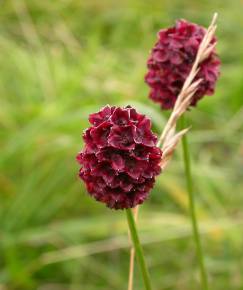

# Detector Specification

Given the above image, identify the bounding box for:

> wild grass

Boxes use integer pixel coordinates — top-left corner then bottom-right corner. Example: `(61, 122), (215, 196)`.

(0, 0), (243, 289)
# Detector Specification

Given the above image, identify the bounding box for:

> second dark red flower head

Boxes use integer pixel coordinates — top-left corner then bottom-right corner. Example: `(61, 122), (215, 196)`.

(145, 19), (220, 109)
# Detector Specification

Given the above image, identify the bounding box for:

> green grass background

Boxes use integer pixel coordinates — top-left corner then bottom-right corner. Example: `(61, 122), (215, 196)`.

(0, 0), (243, 289)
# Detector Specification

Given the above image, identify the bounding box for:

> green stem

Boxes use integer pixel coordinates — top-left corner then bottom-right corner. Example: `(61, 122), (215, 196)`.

(126, 208), (152, 290)
(180, 115), (209, 290)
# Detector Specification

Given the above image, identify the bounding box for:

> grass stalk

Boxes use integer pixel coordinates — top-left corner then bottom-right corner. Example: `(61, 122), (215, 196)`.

(126, 208), (152, 290)
(180, 115), (209, 290)
(127, 206), (139, 290)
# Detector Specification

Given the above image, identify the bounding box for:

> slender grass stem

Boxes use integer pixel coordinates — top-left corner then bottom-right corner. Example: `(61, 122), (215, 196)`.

(180, 115), (209, 290)
(126, 208), (152, 290)
(128, 207), (139, 290)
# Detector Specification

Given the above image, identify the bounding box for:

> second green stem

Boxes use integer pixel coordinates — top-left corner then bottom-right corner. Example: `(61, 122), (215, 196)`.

(180, 115), (209, 290)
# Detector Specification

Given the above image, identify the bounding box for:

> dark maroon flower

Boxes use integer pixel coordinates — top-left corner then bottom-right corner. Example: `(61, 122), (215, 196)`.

(108, 125), (136, 150)
(89, 105), (115, 126)
(90, 121), (112, 148)
(134, 118), (157, 147)
(145, 19), (220, 109)
(77, 105), (162, 209)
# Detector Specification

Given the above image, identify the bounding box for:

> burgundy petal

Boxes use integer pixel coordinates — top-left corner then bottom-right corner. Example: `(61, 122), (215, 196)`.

(90, 121), (112, 148)
(111, 107), (130, 126)
(108, 125), (136, 150)
(134, 118), (157, 147)
(89, 105), (113, 126)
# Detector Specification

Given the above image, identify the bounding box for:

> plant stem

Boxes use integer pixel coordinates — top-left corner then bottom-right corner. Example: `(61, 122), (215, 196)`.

(180, 115), (209, 290)
(126, 208), (152, 290)
(128, 207), (139, 290)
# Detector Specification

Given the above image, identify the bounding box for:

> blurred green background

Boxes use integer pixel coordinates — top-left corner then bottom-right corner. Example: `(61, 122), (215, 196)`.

(0, 0), (243, 289)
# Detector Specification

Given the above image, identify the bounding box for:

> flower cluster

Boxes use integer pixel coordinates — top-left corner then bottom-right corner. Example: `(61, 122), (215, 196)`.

(77, 105), (162, 209)
(145, 19), (220, 109)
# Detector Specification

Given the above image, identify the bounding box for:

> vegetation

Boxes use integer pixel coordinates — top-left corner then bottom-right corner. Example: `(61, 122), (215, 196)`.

(0, 1), (243, 289)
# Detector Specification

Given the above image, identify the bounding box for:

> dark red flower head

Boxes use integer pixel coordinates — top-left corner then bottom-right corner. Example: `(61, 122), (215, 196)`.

(145, 19), (220, 109)
(77, 105), (162, 209)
